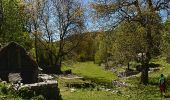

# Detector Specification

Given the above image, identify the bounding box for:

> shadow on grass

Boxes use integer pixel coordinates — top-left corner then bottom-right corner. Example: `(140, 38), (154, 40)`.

(149, 77), (159, 86)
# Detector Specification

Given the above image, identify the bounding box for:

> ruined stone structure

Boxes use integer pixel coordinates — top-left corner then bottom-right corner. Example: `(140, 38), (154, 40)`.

(0, 42), (38, 84)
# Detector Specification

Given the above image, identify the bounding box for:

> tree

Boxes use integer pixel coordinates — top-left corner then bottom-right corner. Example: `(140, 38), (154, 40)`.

(112, 21), (147, 65)
(72, 32), (96, 62)
(0, 0), (32, 49)
(24, 0), (45, 63)
(52, 0), (85, 69)
(161, 17), (170, 56)
(24, 0), (85, 73)
(94, 31), (109, 65)
(92, 0), (169, 85)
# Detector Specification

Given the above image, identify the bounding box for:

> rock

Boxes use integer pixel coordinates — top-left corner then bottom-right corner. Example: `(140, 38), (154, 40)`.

(100, 63), (106, 68)
(105, 88), (111, 91)
(18, 80), (61, 100)
(70, 88), (76, 92)
(111, 90), (122, 95)
(112, 80), (128, 87)
(1, 81), (7, 85)
(118, 72), (126, 78)
(66, 82), (94, 88)
(117, 64), (122, 67)
(60, 74), (84, 80)
(38, 74), (54, 81)
(112, 90), (117, 94)
(99, 87), (105, 91)
(8, 73), (22, 83)
(111, 68), (117, 73)
(10, 80), (23, 91)
(149, 68), (160, 72)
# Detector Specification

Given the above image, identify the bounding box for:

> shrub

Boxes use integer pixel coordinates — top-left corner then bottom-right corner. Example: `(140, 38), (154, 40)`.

(1, 85), (8, 94)
(18, 87), (35, 99)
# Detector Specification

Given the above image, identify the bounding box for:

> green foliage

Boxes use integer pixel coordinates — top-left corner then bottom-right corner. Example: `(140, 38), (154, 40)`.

(29, 48), (36, 59)
(18, 87), (35, 99)
(107, 21), (147, 65)
(94, 33), (108, 64)
(94, 51), (102, 64)
(72, 33), (96, 62)
(0, 0), (33, 50)
(1, 85), (8, 94)
(161, 17), (170, 56)
(36, 41), (59, 66)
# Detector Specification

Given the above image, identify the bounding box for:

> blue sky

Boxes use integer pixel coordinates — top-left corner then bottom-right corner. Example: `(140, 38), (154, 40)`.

(82, 0), (90, 5)
(81, 0), (99, 31)
(81, 0), (169, 32)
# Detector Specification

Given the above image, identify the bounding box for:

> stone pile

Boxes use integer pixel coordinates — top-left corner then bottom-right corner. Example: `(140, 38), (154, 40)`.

(112, 80), (129, 87)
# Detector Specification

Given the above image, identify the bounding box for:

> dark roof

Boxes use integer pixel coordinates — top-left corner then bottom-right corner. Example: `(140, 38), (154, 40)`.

(0, 42), (38, 71)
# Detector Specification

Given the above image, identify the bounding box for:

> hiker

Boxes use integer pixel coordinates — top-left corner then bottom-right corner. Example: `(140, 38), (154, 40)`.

(159, 74), (166, 96)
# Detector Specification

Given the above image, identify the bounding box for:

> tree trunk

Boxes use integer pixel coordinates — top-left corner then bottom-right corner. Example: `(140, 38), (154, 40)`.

(127, 62), (130, 70)
(58, 57), (62, 73)
(140, 63), (149, 85)
(48, 50), (53, 66)
(140, 18), (152, 85)
(54, 40), (63, 74)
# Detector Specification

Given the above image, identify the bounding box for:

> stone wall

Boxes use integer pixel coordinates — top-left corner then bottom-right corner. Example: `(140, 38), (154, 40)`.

(19, 80), (62, 100)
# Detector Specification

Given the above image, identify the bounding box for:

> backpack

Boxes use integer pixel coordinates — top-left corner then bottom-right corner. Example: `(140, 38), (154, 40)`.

(160, 77), (165, 85)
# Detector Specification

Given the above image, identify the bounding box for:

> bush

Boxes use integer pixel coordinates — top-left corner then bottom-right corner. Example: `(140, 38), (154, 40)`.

(1, 85), (8, 94)
(18, 87), (35, 99)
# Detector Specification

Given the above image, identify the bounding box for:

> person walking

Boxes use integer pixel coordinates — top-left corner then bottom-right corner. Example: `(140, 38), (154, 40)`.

(159, 74), (166, 97)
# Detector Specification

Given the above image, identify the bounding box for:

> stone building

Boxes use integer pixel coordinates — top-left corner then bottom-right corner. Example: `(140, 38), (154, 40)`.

(0, 42), (38, 84)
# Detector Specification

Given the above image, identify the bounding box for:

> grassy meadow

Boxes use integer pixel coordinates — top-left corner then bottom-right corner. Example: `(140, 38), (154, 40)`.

(59, 57), (170, 100)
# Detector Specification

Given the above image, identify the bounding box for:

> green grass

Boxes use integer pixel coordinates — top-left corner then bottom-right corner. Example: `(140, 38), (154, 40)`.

(61, 89), (126, 100)
(62, 62), (117, 85)
(123, 57), (170, 99)
(150, 57), (170, 78)
(60, 62), (125, 100)
(60, 58), (170, 100)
